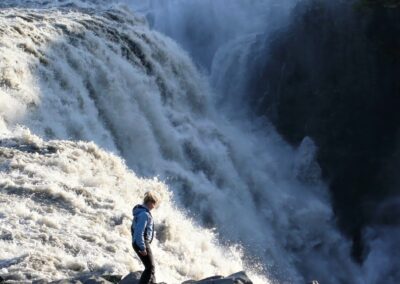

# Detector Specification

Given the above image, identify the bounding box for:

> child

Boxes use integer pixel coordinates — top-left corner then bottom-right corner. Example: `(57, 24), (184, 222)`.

(131, 191), (159, 284)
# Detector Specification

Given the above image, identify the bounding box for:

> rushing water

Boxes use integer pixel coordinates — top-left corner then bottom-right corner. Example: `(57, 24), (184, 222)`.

(0, 1), (366, 283)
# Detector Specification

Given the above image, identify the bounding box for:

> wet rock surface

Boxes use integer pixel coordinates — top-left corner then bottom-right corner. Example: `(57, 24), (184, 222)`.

(0, 271), (252, 284)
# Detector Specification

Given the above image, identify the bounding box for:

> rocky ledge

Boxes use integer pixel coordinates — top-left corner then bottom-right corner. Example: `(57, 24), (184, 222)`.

(0, 271), (253, 284)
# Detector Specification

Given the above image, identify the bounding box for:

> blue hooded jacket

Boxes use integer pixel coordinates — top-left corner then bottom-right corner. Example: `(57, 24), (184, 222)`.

(131, 204), (154, 251)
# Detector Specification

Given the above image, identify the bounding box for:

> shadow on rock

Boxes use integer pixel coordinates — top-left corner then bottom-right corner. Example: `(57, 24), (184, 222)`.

(26, 271), (253, 284)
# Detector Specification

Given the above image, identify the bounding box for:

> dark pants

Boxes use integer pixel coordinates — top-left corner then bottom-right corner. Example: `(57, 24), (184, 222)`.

(133, 242), (155, 284)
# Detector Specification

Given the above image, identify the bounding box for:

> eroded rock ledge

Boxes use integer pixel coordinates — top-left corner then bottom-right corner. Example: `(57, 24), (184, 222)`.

(0, 271), (253, 284)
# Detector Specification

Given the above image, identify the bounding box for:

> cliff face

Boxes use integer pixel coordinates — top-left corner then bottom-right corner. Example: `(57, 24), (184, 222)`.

(247, 0), (400, 260)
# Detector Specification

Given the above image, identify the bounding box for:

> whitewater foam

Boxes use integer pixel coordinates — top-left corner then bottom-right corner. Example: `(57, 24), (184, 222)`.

(0, 128), (267, 283)
(0, 2), (363, 283)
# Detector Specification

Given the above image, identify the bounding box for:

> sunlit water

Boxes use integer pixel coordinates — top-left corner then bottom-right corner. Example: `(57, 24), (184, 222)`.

(0, 2), (364, 283)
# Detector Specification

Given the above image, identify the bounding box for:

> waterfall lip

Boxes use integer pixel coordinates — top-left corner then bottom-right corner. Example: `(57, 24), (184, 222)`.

(0, 0), (118, 10)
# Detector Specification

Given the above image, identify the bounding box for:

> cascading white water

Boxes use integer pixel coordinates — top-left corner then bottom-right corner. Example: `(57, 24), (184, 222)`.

(0, 1), (364, 283)
(0, 128), (255, 283)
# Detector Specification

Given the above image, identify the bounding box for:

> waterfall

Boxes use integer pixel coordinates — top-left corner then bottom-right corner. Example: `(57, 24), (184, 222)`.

(0, 1), (364, 283)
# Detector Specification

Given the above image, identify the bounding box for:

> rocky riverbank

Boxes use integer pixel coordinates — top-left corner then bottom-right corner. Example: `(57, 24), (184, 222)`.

(0, 271), (253, 284)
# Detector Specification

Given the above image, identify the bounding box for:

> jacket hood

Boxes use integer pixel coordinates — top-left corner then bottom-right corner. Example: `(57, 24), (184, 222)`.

(133, 204), (149, 217)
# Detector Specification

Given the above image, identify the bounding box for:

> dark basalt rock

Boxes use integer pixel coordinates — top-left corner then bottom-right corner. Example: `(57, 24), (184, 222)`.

(99, 275), (122, 284)
(118, 271), (252, 284)
(82, 276), (112, 284)
(182, 271), (252, 284)
(118, 271), (142, 284)
(4, 271), (252, 284)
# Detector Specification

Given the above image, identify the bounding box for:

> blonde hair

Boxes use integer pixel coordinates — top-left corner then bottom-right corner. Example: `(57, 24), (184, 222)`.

(143, 191), (159, 205)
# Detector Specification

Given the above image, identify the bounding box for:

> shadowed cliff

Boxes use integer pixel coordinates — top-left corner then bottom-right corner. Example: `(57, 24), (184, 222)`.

(246, 0), (400, 260)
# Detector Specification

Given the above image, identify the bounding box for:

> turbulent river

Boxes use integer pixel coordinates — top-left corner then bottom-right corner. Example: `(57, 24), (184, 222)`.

(0, 1), (374, 283)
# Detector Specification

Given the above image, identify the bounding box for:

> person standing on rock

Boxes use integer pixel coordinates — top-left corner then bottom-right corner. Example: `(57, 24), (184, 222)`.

(131, 191), (159, 284)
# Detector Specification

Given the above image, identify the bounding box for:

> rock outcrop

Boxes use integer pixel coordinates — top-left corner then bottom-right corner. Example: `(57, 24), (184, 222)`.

(2, 271), (253, 284)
